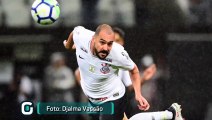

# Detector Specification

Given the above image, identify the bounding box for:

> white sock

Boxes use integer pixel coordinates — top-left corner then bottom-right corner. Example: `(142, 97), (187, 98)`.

(129, 110), (173, 120)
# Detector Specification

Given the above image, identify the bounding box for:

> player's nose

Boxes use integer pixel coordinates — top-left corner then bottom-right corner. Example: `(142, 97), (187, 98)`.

(102, 44), (109, 51)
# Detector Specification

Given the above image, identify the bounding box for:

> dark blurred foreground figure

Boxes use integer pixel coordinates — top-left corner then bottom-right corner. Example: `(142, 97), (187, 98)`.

(0, 72), (34, 120)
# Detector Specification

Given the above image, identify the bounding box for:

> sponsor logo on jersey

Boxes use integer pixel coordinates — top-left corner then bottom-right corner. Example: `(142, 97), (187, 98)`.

(121, 52), (129, 60)
(80, 46), (88, 53)
(89, 97), (108, 102)
(79, 55), (84, 59)
(89, 65), (95, 73)
(113, 92), (119, 97)
(100, 63), (110, 74)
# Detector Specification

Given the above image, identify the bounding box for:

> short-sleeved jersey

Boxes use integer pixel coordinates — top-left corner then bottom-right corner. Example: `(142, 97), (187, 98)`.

(119, 70), (132, 87)
(73, 26), (135, 103)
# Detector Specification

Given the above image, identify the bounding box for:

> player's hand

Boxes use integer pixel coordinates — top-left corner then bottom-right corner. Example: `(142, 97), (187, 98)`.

(63, 40), (76, 50)
(72, 44), (76, 49)
(63, 39), (69, 48)
(135, 95), (150, 111)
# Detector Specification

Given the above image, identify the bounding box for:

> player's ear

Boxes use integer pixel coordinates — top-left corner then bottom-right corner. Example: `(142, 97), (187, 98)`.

(92, 35), (98, 42)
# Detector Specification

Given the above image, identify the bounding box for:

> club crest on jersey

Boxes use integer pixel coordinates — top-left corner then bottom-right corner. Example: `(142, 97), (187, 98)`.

(100, 63), (110, 74)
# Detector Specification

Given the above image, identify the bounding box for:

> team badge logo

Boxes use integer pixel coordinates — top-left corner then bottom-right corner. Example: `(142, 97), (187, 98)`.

(100, 63), (110, 74)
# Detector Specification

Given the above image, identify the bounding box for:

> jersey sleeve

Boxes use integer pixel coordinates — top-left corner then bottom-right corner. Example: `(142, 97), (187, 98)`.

(72, 26), (94, 48)
(120, 70), (132, 87)
(109, 42), (135, 70)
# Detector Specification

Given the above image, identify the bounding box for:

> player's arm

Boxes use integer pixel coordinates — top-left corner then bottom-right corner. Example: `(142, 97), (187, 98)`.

(63, 32), (76, 51)
(112, 43), (150, 110)
(130, 64), (150, 111)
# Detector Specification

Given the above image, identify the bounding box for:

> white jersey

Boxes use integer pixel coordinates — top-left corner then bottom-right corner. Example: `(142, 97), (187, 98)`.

(73, 26), (135, 103)
(119, 70), (132, 87)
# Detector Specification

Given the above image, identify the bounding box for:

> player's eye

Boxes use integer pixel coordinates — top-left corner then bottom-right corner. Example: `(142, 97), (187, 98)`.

(107, 42), (113, 47)
(99, 41), (105, 45)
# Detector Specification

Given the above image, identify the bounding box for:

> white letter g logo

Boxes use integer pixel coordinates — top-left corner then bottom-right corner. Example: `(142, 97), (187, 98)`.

(21, 101), (33, 115)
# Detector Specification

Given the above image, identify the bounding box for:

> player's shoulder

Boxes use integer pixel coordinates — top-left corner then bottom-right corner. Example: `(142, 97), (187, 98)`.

(73, 26), (94, 33)
(112, 42), (124, 51)
(108, 42), (126, 60)
(109, 42), (125, 57)
(73, 26), (95, 37)
(74, 26), (85, 31)
(73, 26), (85, 35)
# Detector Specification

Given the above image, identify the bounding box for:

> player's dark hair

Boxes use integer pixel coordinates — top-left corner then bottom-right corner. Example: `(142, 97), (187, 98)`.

(113, 27), (125, 39)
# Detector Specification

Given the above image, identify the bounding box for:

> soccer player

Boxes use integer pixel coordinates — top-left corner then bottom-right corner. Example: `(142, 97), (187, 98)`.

(63, 24), (183, 120)
(74, 27), (156, 92)
(73, 27), (157, 119)
(64, 24), (149, 120)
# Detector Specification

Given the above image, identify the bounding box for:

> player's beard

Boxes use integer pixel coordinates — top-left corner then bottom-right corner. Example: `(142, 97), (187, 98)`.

(94, 48), (109, 60)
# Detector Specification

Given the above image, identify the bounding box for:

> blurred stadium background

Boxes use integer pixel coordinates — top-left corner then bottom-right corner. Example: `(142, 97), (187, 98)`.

(0, 0), (212, 120)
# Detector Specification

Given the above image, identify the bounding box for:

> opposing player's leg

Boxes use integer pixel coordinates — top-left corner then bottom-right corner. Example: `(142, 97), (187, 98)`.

(129, 103), (183, 120)
(129, 111), (173, 120)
